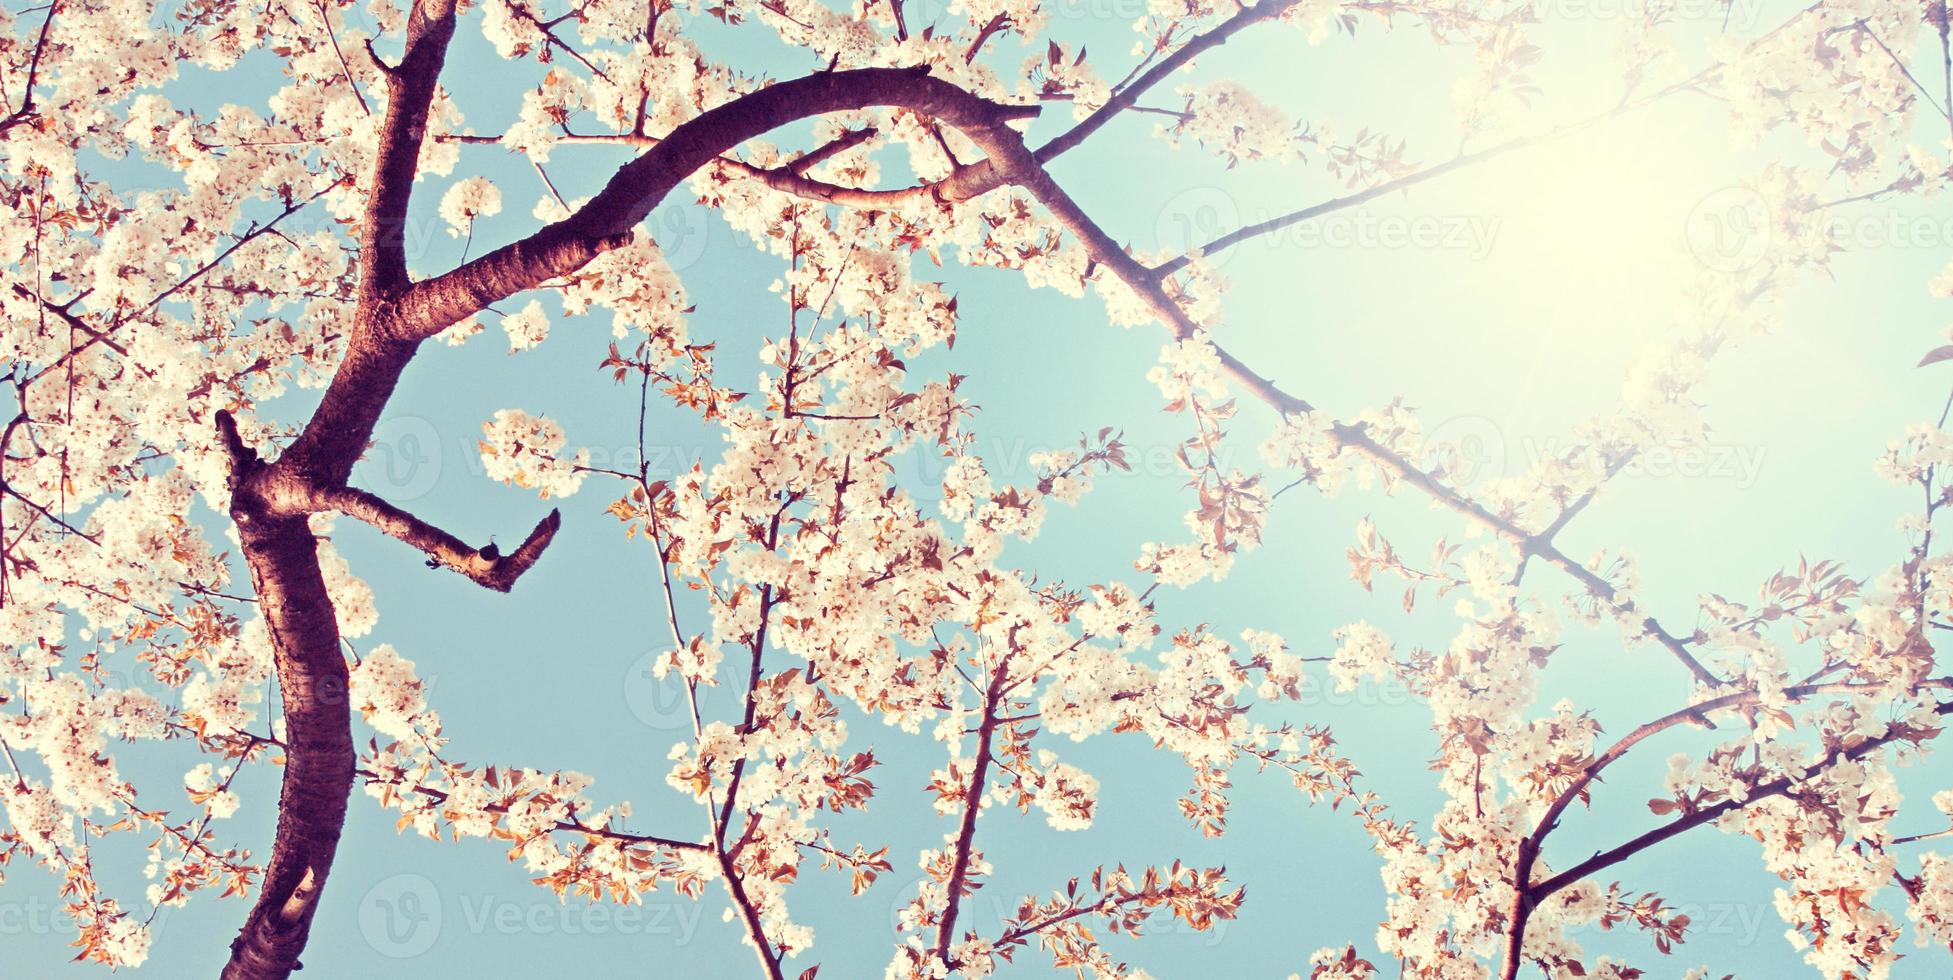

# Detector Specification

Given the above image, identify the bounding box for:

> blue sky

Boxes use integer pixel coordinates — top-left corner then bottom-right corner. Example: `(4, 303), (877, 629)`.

(10, 0), (1953, 975)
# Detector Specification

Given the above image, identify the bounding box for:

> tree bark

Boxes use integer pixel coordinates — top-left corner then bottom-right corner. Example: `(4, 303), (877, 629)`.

(220, 510), (354, 979)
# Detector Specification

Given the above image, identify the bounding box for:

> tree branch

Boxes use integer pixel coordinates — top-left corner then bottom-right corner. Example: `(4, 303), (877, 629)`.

(1143, 5), (1862, 277)
(935, 658), (1009, 967)
(1500, 677), (1953, 977)
(0, 0), (58, 137)
(442, 128), (1003, 209)
(784, 126), (877, 175)
(214, 417), (356, 980)
(984, 124), (1725, 686)
(1498, 695), (1953, 979)
(1037, 0), (1301, 162)
(394, 67), (1038, 339)
(309, 485), (561, 593)
(439, 0), (1306, 226)
(9, 284), (129, 358)
(357, 0), (459, 302)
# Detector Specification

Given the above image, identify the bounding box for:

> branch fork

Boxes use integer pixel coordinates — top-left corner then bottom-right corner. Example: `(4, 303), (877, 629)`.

(216, 410), (561, 592)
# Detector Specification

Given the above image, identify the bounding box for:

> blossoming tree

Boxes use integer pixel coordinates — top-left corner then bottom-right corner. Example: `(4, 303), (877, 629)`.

(7, 0), (1953, 975)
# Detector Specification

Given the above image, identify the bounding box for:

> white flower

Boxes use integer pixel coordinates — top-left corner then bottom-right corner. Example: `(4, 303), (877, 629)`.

(479, 409), (589, 498)
(1146, 336), (1228, 404)
(502, 299), (550, 352)
(99, 917), (151, 968)
(439, 176), (502, 236)
(1032, 754), (1099, 831)
(349, 644), (428, 742)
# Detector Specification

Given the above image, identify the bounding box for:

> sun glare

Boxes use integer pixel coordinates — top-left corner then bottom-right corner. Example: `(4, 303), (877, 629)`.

(1380, 111), (1749, 441)
(1492, 121), (1717, 322)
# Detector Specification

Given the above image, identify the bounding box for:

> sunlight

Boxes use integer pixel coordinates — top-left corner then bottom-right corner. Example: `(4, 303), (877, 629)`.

(1400, 109), (1748, 440)
(1490, 120), (1717, 323)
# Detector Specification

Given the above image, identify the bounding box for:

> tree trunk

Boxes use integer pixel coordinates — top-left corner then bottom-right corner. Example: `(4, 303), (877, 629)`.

(220, 512), (354, 980)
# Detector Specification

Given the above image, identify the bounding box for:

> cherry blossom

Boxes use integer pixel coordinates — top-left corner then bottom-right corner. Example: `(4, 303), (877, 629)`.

(7, 0), (1953, 976)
